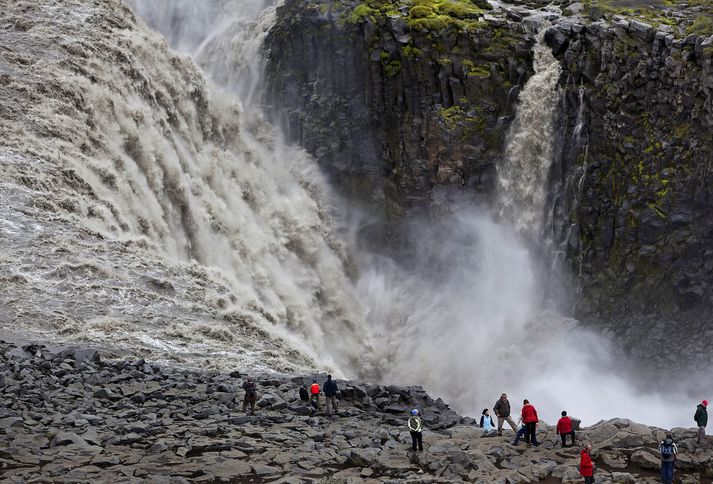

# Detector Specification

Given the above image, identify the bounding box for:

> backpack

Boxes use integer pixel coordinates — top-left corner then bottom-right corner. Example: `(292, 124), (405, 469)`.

(661, 443), (674, 458)
(299, 386), (309, 401)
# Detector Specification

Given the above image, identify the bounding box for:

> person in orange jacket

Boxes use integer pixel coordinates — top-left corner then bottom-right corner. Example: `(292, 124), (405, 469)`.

(521, 399), (539, 446)
(310, 379), (321, 410)
(579, 443), (594, 483)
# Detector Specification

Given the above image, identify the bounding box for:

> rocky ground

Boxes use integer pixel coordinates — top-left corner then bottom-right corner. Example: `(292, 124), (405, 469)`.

(1, 339), (713, 483)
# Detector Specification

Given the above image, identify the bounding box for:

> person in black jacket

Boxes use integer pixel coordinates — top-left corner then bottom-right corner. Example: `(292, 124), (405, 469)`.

(299, 384), (309, 404)
(323, 374), (338, 416)
(242, 377), (257, 415)
(493, 393), (518, 436)
(695, 400), (708, 445)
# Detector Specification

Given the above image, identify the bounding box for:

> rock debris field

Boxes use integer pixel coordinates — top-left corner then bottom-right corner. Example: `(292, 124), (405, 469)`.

(1, 339), (713, 483)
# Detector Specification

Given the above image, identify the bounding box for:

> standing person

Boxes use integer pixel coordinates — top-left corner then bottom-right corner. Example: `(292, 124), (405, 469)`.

(579, 443), (595, 484)
(521, 399), (540, 446)
(241, 377), (257, 415)
(299, 384), (309, 404)
(557, 410), (576, 447)
(493, 393), (518, 436)
(480, 409), (497, 437)
(658, 433), (678, 484)
(323, 374), (338, 416)
(695, 400), (708, 445)
(408, 409), (423, 451)
(310, 379), (321, 410)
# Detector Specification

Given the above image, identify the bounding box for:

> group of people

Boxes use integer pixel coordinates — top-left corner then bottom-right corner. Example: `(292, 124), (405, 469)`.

(241, 374), (340, 416)
(240, 377), (708, 484)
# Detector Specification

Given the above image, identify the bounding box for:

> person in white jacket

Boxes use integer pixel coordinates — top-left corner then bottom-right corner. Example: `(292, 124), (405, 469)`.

(480, 408), (497, 437)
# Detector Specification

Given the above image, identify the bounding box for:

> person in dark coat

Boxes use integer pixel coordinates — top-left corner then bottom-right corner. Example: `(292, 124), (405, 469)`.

(323, 374), (338, 416)
(695, 400), (708, 445)
(557, 411), (576, 447)
(242, 377), (257, 415)
(493, 393), (518, 436)
(658, 433), (678, 484)
(299, 384), (309, 403)
(521, 399), (539, 446)
(579, 443), (594, 484)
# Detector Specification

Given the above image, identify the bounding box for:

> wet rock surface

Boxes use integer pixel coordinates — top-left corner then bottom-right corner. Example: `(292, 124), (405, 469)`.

(266, 0), (713, 373)
(3, 339), (713, 483)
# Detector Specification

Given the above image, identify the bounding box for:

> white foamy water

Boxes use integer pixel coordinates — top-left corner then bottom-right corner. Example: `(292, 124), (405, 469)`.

(352, 31), (691, 428)
(0, 0), (695, 429)
(0, 0), (365, 375)
(497, 31), (562, 236)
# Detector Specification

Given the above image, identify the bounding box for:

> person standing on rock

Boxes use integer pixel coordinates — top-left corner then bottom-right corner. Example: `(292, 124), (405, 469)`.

(408, 409), (424, 451)
(310, 379), (321, 410)
(242, 377), (257, 415)
(695, 399), (708, 445)
(557, 410), (576, 447)
(579, 443), (595, 484)
(521, 399), (539, 446)
(480, 409), (497, 437)
(493, 393), (518, 436)
(299, 384), (309, 404)
(323, 374), (338, 416)
(659, 432), (678, 484)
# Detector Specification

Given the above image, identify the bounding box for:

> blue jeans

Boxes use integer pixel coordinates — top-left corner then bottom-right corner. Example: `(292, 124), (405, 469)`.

(513, 427), (527, 445)
(661, 460), (674, 484)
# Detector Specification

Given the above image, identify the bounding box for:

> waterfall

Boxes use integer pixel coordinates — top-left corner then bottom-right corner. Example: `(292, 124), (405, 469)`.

(0, 0), (365, 374)
(497, 31), (563, 236)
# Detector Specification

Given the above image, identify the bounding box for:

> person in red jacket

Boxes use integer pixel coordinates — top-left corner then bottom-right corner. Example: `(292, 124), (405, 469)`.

(521, 399), (540, 446)
(579, 443), (594, 483)
(557, 410), (576, 447)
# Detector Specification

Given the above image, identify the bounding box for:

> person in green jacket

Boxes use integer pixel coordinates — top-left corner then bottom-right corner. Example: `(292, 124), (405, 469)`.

(408, 409), (423, 451)
(695, 400), (708, 445)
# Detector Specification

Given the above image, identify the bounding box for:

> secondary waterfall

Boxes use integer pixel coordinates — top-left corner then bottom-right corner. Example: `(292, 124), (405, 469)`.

(498, 31), (563, 236)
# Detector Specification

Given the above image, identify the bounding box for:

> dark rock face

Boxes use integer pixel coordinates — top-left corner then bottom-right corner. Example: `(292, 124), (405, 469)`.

(265, 0), (535, 228)
(266, 0), (713, 368)
(547, 20), (713, 364)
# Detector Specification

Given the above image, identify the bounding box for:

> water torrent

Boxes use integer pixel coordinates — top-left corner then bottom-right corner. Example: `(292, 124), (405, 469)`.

(0, 0), (693, 428)
(0, 0), (365, 375)
(497, 30), (563, 237)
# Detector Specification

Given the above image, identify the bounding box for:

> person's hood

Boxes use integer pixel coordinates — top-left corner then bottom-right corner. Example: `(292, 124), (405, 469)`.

(663, 438), (674, 445)
(699, 404), (708, 410)
(580, 449), (590, 457)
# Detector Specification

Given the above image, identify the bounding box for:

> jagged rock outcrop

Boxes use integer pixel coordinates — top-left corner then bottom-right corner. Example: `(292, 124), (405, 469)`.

(547, 12), (713, 364)
(3, 339), (713, 482)
(266, 0), (535, 233)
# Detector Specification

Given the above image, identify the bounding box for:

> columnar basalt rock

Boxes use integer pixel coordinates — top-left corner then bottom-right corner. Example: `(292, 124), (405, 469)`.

(3, 339), (713, 482)
(265, 0), (536, 226)
(266, 0), (713, 370)
(547, 16), (713, 367)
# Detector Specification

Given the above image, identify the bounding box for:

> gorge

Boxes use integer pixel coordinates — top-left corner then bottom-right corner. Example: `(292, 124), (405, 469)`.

(2, 0), (713, 438)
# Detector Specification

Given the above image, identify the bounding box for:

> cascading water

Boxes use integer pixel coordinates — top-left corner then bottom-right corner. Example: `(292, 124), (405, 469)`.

(0, 0), (693, 428)
(354, 30), (690, 427)
(0, 0), (365, 374)
(497, 31), (563, 237)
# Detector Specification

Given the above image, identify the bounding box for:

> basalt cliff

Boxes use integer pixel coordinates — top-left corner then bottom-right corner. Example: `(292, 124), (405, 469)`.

(265, 0), (713, 368)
